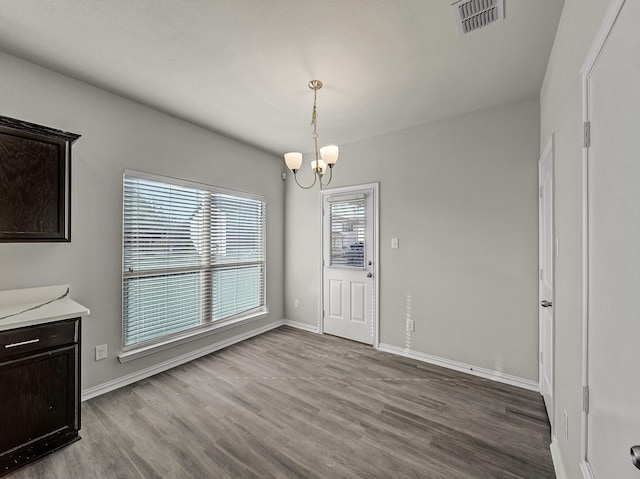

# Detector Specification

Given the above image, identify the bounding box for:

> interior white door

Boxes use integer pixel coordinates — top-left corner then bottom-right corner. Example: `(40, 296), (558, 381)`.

(585, 0), (640, 476)
(539, 136), (554, 431)
(322, 188), (375, 345)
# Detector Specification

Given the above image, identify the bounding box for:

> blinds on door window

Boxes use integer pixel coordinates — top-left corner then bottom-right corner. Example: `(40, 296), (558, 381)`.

(328, 195), (366, 268)
(122, 170), (266, 348)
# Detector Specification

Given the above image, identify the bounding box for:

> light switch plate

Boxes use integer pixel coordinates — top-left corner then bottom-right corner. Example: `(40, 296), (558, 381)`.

(391, 238), (399, 249)
(95, 344), (108, 361)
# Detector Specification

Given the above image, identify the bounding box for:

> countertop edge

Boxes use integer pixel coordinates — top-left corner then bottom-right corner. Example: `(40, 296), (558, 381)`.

(0, 297), (90, 332)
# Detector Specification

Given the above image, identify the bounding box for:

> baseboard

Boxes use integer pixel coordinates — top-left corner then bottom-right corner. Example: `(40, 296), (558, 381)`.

(550, 439), (568, 479)
(81, 320), (285, 401)
(377, 343), (539, 392)
(579, 459), (595, 479)
(282, 319), (319, 333)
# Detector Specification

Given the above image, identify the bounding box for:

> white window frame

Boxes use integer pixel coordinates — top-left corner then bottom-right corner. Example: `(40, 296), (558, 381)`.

(118, 169), (268, 363)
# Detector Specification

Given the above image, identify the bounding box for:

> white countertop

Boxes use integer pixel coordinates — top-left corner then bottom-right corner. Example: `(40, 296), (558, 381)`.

(0, 284), (90, 331)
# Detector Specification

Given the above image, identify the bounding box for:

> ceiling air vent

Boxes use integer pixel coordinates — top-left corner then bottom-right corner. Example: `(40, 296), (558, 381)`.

(451, 0), (504, 36)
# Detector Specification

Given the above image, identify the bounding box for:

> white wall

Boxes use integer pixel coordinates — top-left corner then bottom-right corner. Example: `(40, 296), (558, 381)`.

(285, 98), (541, 382)
(0, 52), (285, 390)
(539, 0), (610, 476)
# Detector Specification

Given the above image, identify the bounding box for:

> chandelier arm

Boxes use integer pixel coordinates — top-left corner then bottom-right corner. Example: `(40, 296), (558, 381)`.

(319, 165), (333, 189)
(293, 171), (319, 190)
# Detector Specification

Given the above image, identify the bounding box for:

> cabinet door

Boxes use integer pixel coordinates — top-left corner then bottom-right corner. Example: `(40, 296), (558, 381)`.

(0, 345), (78, 460)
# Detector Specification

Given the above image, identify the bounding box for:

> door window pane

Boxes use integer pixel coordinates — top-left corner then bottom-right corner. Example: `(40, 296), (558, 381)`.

(329, 199), (365, 268)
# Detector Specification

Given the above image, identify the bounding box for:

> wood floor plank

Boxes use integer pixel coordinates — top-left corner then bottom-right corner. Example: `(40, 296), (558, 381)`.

(5, 326), (555, 478)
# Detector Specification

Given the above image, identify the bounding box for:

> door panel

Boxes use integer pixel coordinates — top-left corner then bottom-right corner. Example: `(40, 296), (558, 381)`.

(350, 282), (366, 323)
(586, 1), (640, 477)
(322, 187), (376, 345)
(328, 280), (343, 318)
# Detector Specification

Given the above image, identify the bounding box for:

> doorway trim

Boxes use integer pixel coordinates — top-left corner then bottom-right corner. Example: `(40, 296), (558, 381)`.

(319, 182), (380, 347)
(539, 133), (555, 437)
(580, 1), (626, 477)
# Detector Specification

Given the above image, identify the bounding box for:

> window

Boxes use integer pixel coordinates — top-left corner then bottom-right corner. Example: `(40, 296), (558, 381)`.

(328, 196), (366, 268)
(122, 170), (266, 350)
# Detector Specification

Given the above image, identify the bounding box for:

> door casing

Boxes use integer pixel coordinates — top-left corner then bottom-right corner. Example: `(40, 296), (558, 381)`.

(539, 133), (555, 437)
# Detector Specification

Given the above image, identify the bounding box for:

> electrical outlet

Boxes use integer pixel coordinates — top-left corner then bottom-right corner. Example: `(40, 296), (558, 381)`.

(294, 299), (299, 308)
(406, 318), (415, 332)
(95, 344), (108, 361)
(563, 410), (569, 440)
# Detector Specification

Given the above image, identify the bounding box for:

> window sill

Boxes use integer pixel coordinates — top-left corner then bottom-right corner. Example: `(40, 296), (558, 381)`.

(117, 309), (269, 363)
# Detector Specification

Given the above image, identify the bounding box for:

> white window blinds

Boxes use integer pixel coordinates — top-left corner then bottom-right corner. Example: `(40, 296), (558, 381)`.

(122, 170), (266, 348)
(328, 196), (366, 268)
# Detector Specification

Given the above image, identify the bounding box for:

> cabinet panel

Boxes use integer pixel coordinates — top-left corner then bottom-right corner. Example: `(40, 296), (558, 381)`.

(0, 318), (80, 477)
(0, 346), (78, 452)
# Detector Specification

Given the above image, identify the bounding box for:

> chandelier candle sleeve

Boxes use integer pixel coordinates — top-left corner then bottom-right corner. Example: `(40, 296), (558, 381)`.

(283, 80), (339, 189)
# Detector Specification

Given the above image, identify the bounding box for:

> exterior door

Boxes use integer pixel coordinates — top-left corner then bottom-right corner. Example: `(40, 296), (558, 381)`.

(322, 185), (377, 345)
(584, 0), (640, 476)
(538, 135), (554, 432)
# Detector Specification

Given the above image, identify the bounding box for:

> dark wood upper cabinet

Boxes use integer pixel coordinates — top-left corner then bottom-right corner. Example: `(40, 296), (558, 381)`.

(0, 116), (80, 242)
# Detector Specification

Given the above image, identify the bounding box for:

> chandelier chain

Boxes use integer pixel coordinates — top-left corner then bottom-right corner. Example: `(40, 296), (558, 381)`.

(311, 86), (319, 162)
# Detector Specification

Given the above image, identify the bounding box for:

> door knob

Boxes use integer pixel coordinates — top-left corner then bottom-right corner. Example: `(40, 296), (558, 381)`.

(631, 445), (640, 470)
(540, 300), (552, 308)
(367, 272), (373, 278)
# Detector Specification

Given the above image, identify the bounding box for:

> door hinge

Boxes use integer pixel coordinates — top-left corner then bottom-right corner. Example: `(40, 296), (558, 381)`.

(583, 385), (590, 413)
(540, 351), (543, 364)
(583, 121), (590, 148)
(539, 186), (543, 198)
(539, 268), (543, 281)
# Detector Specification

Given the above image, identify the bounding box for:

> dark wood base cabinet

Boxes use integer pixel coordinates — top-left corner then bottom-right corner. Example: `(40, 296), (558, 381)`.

(0, 318), (81, 476)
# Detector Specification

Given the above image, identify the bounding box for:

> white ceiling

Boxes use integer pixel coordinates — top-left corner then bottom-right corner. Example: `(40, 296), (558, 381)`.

(0, 0), (564, 156)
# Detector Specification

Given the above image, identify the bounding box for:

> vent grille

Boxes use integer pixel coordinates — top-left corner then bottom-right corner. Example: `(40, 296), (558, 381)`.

(452, 0), (504, 36)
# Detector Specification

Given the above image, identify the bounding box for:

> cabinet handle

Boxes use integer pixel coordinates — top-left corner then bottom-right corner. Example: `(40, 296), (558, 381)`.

(5, 338), (40, 349)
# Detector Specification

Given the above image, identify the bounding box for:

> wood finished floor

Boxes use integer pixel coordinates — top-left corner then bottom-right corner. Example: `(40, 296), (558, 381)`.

(8, 326), (555, 478)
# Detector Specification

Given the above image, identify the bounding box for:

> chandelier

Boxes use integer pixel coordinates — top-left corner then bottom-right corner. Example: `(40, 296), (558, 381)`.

(283, 80), (339, 189)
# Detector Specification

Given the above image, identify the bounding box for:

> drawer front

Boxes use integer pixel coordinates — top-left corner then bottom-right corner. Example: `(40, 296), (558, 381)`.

(0, 319), (78, 361)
